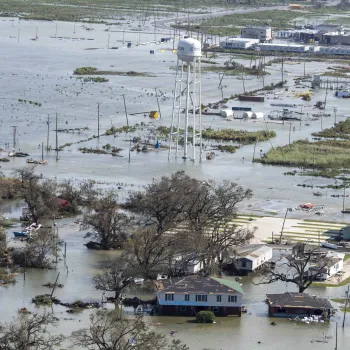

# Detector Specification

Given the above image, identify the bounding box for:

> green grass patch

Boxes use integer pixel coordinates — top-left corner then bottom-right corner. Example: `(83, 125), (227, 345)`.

(312, 119), (350, 140)
(313, 275), (350, 288)
(74, 67), (154, 77)
(344, 254), (350, 261)
(216, 145), (239, 153)
(202, 129), (276, 144)
(256, 139), (350, 172)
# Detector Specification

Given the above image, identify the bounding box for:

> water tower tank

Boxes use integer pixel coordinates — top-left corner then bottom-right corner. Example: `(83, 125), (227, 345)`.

(177, 38), (201, 62)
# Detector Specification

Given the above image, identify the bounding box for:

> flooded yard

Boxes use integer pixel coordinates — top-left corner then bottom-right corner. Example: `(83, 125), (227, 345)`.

(1, 11), (350, 349)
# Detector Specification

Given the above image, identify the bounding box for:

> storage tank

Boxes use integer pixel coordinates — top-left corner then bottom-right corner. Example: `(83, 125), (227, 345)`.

(252, 112), (264, 119)
(177, 38), (201, 62)
(242, 111), (253, 119)
(220, 109), (233, 119)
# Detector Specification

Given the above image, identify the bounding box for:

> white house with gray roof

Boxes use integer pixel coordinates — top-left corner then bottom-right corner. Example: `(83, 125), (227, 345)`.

(155, 275), (244, 317)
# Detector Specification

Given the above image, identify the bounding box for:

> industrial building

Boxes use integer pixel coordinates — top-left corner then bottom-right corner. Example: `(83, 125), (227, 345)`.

(240, 26), (272, 42)
(316, 46), (350, 55)
(257, 43), (310, 53)
(322, 32), (350, 45)
(220, 38), (259, 49)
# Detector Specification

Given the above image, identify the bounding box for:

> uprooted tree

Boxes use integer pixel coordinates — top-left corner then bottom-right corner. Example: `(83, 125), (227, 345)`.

(125, 171), (254, 278)
(70, 311), (189, 350)
(256, 242), (332, 292)
(0, 311), (64, 350)
(82, 191), (131, 249)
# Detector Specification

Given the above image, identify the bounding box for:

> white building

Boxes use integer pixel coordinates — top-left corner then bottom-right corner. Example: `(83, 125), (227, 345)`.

(235, 245), (273, 272)
(257, 43), (310, 53)
(241, 26), (272, 42)
(308, 251), (344, 281)
(155, 275), (244, 316)
(220, 38), (259, 50)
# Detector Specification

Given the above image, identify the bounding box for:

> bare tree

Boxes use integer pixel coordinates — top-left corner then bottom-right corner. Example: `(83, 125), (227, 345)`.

(82, 191), (130, 249)
(71, 311), (189, 350)
(125, 226), (181, 279)
(0, 311), (63, 350)
(93, 255), (135, 300)
(125, 171), (200, 233)
(257, 243), (331, 292)
(125, 172), (253, 277)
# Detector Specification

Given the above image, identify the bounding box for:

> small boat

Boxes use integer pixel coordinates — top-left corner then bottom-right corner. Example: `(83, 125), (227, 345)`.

(241, 306), (247, 313)
(13, 231), (29, 238)
(313, 191), (323, 197)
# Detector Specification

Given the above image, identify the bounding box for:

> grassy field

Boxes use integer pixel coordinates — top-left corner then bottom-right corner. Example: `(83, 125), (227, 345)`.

(256, 139), (350, 170)
(175, 10), (303, 37)
(313, 275), (350, 288)
(0, 0), (218, 21)
(312, 119), (350, 140)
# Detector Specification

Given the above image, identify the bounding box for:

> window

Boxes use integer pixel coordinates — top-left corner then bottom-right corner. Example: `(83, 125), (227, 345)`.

(228, 295), (237, 303)
(216, 295), (222, 303)
(196, 295), (207, 302)
(242, 261), (247, 268)
(184, 294), (190, 302)
(165, 294), (174, 301)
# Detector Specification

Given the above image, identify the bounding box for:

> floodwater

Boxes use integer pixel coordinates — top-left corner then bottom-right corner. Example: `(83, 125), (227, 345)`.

(1, 12), (350, 349)
(1, 213), (350, 349)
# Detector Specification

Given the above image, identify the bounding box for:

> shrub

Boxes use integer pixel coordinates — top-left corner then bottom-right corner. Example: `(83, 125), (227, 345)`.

(196, 310), (215, 323)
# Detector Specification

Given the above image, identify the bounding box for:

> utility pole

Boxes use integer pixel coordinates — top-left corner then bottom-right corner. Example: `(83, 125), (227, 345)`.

(10, 126), (17, 151)
(324, 78), (329, 110)
(55, 112), (58, 161)
(342, 284), (350, 328)
(343, 184), (346, 212)
(155, 88), (162, 119)
(55, 22), (58, 38)
(289, 122), (292, 145)
(97, 103), (100, 137)
(41, 142), (44, 161)
(281, 56), (284, 82)
(334, 106), (337, 125)
(46, 115), (50, 151)
(122, 94), (129, 127)
(335, 322), (338, 350)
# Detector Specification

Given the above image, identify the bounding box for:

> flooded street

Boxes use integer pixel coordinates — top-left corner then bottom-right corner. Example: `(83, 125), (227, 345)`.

(1, 12), (350, 349)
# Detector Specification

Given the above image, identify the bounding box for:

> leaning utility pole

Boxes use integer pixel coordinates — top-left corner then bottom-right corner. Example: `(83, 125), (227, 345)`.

(155, 88), (162, 119)
(55, 112), (58, 161)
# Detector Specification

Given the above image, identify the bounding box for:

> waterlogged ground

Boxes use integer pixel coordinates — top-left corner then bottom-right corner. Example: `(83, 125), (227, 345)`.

(1, 13), (350, 349)
(1, 211), (350, 349)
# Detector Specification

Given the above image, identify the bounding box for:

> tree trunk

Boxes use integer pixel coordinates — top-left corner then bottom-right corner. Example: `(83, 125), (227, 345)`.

(114, 290), (120, 300)
(298, 285), (307, 293)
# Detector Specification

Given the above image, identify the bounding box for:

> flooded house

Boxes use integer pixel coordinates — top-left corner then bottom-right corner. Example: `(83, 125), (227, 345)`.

(235, 245), (273, 274)
(266, 293), (333, 318)
(155, 275), (244, 317)
(307, 252), (344, 281)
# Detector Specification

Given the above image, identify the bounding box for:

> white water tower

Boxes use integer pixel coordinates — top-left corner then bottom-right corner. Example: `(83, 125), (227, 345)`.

(168, 37), (202, 160)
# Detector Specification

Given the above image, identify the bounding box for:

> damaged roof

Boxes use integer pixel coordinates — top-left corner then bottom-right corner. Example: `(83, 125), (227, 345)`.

(155, 275), (244, 295)
(266, 293), (333, 309)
